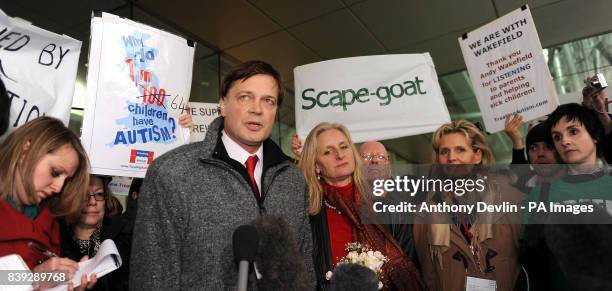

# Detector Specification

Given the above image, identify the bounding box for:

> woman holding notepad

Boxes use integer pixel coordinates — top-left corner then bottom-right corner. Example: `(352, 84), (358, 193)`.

(60, 175), (132, 291)
(0, 117), (96, 290)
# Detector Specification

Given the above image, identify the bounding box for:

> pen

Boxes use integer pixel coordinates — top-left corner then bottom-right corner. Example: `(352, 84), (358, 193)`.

(28, 241), (58, 258)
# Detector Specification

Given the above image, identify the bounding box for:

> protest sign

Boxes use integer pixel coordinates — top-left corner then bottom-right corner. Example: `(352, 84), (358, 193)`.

(459, 5), (558, 133)
(81, 12), (194, 177)
(294, 54), (450, 143)
(0, 9), (81, 138)
(108, 176), (133, 196)
(188, 102), (220, 143)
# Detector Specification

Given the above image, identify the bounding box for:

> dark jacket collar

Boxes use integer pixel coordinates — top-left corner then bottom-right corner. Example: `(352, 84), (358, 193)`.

(203, 116), (289, 169)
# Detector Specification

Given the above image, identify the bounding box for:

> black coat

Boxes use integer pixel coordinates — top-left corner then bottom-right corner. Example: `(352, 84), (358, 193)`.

(60, 215), (134, 291)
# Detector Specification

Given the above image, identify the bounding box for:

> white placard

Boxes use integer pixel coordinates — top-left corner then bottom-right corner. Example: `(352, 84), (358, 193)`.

(81, 12), (194, 178)
(108, 176), (133, 196)
(0, 9), (81, 138)
(459, 5), (558, 133)
(188, 102), (220, 143)
(294, 54), (450, 143)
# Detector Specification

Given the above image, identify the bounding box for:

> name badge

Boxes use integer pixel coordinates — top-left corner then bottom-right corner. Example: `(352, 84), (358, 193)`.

(466, 276), (496, 291)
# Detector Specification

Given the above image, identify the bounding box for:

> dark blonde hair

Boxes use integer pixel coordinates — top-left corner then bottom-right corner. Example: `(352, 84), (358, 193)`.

(0, 117), (90, 218)
(298, 122), (364, 215)
(431, 120), (495, 165)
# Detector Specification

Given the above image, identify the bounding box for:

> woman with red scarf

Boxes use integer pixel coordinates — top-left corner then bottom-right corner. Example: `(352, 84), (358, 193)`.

(298, 122), (424, 291)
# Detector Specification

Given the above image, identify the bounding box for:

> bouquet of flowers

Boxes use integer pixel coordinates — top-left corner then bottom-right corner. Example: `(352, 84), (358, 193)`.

(325, 242), (388, 289)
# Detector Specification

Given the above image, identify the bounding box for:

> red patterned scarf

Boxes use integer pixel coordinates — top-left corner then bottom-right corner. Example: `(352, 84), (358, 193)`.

(324, 183), (424, 291)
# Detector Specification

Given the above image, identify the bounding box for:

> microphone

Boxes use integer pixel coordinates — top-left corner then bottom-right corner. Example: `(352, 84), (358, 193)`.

(232, 224), (259, 291)
(252, 215), (311, 290)
(329, 263), (379, 291)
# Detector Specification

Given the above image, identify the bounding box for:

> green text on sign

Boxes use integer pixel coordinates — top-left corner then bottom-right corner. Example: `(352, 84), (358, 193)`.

(301, 76), (427, 111)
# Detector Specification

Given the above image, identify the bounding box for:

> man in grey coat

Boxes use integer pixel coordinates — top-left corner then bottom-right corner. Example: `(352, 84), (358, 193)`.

(130, 61), (315, 290)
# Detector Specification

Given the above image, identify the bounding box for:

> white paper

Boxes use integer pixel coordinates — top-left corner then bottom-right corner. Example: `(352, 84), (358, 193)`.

(0, 8), (81, 139)
(81, 12), (195, 178)
(294, 54), (450, 143)
(459, 5), (558, 133)
(188, 102), (220, 143)
(48, 240), (122, 291)
(466, 276), (496, 291)
(0, 254), (33, 291)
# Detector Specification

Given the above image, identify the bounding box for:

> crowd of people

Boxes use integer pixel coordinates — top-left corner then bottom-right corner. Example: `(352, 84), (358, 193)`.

(0, 60), (611, 291)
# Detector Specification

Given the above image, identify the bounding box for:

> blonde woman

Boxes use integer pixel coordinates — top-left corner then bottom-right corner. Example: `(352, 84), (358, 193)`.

(299, 122), (423, 291)
(413, 120), (524, 291)
(0, 117), (96, 290)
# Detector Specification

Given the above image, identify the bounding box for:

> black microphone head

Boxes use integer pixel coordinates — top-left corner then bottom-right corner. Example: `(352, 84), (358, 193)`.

(253, 215), (311, 290)
(329, 263), (379, 291)
(232, 224), (259, 263)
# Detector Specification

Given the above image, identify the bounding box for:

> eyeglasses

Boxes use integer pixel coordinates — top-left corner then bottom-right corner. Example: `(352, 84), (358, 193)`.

(361, 153), (388, 161)
(85, 192), (105, 201)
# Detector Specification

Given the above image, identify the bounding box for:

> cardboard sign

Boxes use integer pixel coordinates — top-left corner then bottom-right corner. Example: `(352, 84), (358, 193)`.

(294, 54), (450, 142)
(81, 12), (195, 178)
(0, 9), (81, 138)
(459, 5), (558, 133)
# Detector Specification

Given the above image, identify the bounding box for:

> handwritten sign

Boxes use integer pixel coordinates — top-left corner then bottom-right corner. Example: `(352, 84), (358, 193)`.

(459, 5), (558, 133)
(0, 9), (81, 138)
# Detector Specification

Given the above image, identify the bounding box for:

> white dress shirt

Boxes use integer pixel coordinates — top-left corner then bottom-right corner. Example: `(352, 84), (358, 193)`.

(221, 130), (263, 193)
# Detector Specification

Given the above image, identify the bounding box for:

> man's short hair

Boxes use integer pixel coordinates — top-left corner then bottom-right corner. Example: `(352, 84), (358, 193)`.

(220, 60), (284, 106)
(546, 103), (604, 154)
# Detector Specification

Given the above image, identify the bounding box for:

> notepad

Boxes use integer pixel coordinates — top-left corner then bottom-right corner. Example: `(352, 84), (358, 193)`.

(48, 239), (122, 291)
(0, 254), (32, 291)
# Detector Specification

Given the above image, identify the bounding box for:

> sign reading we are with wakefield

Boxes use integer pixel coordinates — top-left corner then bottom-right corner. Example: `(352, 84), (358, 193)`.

(0, 9), (81, 138)
(81, 12), (194, 178)
(294, 54), (450, 143)
(459, 5), (558, 133)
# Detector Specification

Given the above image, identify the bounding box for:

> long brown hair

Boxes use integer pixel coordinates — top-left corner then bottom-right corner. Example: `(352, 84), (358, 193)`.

(298, 122), (364, 215)
(0, 117), (90, 218)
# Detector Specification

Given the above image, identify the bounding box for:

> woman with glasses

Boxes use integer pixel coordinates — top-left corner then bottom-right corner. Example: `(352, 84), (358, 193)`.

(0, 117), (96, 290)
(58, 109), (191, 291)
(299, 122), (424, 291)
(60, 175), (132, 291)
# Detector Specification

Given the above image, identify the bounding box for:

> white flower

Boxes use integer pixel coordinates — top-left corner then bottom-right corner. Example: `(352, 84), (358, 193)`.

(325, 271), (333, 281)
(336, 242), (389, 284)
(378, 281), (383, 289)
(365, 257), (377, 270)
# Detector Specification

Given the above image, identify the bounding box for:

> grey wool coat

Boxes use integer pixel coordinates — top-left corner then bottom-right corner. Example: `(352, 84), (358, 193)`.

(129, 117), (315, 290)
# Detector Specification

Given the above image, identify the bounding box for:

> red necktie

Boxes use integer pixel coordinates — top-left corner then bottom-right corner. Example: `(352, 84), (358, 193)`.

(245, 155), (260, 199)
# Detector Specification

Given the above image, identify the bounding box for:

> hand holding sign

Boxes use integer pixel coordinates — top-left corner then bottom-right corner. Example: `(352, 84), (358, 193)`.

(503, 114), (524, 149)
(178, 103), (193, 129)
